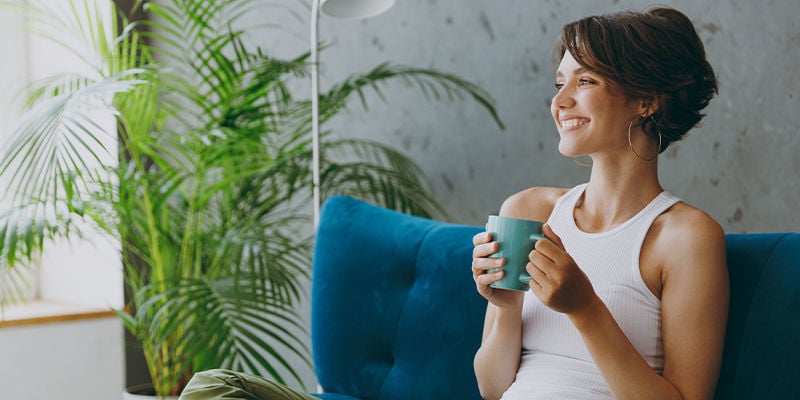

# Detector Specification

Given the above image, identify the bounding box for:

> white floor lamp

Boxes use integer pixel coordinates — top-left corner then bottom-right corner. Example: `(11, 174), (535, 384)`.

(310, 0), (396, 229)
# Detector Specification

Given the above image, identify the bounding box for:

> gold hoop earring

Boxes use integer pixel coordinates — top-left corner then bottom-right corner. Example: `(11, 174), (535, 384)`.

(627, 115), (662, 162)
(573, 156), (593, 167)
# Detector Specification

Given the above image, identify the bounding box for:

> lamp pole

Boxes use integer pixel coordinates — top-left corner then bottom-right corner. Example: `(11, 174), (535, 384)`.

(310, 0), (322, 229)
(309, 0), (396, 229)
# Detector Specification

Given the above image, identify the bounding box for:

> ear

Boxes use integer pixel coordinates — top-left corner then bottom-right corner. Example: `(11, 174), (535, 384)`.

(639, 96), (660, 118)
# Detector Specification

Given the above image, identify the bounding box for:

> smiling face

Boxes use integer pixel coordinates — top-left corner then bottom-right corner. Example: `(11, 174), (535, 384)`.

(550, 50), (646, 159)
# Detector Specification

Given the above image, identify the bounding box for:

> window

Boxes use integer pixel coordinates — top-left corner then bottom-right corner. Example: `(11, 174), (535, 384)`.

(1, 0), (122, 318)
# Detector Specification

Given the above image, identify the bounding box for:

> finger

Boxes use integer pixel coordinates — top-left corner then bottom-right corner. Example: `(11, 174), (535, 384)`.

(528, 249), (554, 276)
(472, 257), (505, 274)
(472, 231), (492, 246)
(473, 241), (499, 258)
(541, 224), (564, 249)
(525, 262), (546, 289)
(475, 269), (504, 287)
(534, 235), (566, 264)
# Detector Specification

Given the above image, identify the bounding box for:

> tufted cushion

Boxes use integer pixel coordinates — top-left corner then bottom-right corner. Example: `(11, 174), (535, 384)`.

(312, 196), (485, 400)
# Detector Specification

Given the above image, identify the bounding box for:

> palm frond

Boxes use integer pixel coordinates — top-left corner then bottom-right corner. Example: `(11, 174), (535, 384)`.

(0, 73), (145, 204)
(0, 256), (36, 309)
(321, 63), (506, 130)
(321, 138), (446, 218)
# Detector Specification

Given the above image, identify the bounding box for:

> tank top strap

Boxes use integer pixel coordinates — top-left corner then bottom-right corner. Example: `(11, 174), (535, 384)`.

(546, 183), (587, 231)
(628, 191), (681, 272)
(636, 192), (681, 231)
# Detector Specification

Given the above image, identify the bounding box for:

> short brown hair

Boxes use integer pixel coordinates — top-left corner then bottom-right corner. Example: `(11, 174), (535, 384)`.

(554, 7), (718, 152)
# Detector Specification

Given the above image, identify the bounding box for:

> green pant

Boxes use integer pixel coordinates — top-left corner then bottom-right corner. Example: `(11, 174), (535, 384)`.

(179, 369), (318, 400)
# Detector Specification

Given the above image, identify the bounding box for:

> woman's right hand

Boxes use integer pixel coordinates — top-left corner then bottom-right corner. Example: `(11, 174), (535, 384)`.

(472, 232), (524, 309)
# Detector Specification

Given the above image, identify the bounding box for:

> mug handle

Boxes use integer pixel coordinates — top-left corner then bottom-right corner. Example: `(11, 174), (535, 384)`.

(518, 233), (544, 284)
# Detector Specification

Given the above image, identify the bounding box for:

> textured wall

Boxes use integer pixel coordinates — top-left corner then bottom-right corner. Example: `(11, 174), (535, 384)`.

(252, 0), (799, 234)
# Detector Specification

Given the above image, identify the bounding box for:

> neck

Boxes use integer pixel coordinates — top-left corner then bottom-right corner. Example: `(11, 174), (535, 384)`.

(576, 155), (662, 233)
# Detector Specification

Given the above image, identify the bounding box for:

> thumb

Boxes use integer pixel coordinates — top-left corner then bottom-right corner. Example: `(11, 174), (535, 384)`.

(541, 224), (564, 249)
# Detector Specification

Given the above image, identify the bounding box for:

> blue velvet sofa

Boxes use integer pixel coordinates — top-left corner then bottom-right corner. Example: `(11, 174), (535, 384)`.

(311, 196), (800, 400)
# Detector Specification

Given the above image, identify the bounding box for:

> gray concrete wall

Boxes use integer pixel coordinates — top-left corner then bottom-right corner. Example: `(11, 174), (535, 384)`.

(251, 0), (799, 234)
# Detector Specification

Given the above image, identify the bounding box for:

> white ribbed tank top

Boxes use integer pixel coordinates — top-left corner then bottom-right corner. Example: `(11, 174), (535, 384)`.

(500, 184), (681, 400)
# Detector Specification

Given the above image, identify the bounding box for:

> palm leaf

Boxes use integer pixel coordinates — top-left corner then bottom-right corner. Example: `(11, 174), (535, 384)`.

(0, 257), (36, 309)
(321, 63), (505, 130)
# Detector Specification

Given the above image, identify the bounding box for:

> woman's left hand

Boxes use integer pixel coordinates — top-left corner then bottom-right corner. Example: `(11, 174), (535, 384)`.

(526, 224), (597, 315)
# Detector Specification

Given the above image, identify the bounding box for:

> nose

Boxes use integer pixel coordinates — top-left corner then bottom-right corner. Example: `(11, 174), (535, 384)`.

(552, 85), (575, 111)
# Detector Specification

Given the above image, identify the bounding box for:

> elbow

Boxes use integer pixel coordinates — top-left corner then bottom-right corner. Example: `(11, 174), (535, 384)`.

(474, 351), (514, 400)
(474, 365), (502, 400)
(477, 385), (502, 400)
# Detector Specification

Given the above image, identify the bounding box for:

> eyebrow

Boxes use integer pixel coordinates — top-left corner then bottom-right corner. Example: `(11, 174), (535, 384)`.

(556, 67), (588, 78)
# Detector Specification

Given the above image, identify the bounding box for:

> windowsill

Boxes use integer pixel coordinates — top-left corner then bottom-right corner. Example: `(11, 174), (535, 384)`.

(0, 299), (117, 329)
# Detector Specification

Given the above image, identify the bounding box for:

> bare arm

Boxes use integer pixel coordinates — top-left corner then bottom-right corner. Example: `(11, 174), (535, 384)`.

(472, 187), (565, 399)
(473, 301), (523, 400)
(658, 210), (728, 399)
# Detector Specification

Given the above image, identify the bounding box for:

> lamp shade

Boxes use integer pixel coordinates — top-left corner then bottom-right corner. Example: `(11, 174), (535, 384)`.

(320, 0), (395, 19)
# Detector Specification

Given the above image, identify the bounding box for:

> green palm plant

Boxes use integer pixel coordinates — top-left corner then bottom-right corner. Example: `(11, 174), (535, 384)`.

(0, 0), (503, 397)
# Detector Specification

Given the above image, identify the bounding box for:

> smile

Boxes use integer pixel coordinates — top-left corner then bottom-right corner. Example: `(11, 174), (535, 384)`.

(560, 119), (589, 128)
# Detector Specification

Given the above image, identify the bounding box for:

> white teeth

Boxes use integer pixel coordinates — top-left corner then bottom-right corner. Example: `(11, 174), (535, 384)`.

(561, 119), (588, 128)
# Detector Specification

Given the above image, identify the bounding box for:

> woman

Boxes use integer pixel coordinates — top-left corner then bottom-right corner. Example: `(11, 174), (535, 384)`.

(471, 7), (728, 400)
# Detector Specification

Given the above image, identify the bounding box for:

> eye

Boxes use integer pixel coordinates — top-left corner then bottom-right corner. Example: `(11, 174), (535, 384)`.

(554, 82), (564, 91)
(578, 78), (596, 86)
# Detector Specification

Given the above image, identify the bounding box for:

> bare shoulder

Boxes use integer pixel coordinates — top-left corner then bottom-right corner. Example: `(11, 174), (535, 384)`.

(499, 186), (569, 222)
(655, 201), (727, 279)
(658, 202), (725, 249)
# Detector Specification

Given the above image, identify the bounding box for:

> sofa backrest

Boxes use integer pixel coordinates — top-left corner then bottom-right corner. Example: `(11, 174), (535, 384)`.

(715, 232), (800, 400)
(312, 196), (484, 400)
(312, 196), (800, 400)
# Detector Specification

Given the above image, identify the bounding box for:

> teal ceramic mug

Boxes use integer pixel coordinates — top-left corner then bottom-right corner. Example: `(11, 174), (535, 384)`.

(486, 215), (545, 291)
